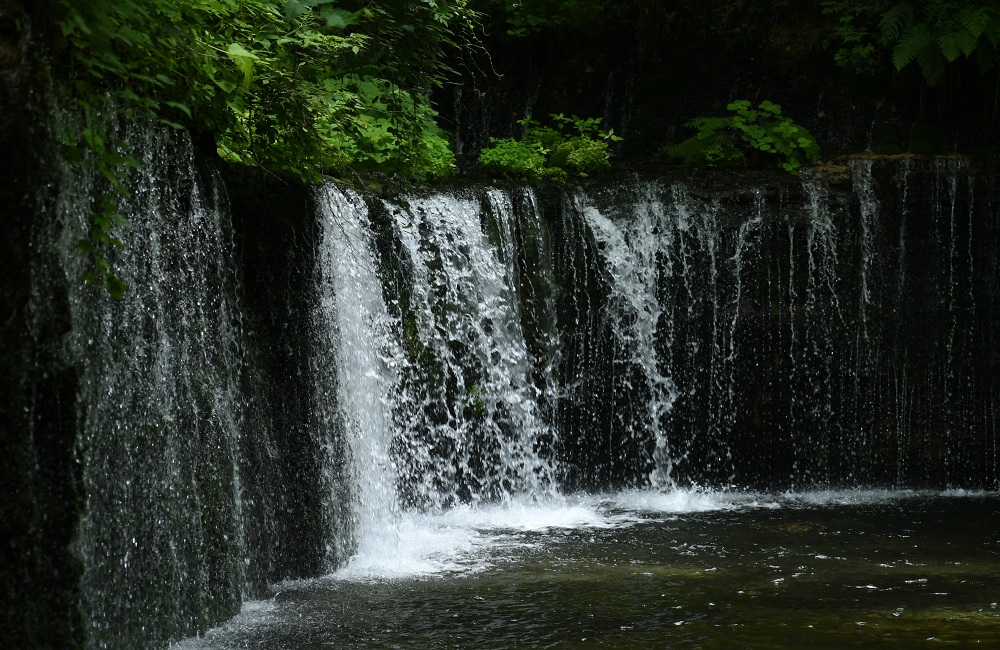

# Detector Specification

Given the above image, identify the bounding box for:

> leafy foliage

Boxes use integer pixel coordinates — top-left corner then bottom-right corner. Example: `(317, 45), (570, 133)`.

(666, 100), (821, 174)
(59, 112), (139, 298)
(478, 113), (621, 181)
(47, 0), (474, 295)
(822, 0), (1000, 85)
(478, 138), (558, 181)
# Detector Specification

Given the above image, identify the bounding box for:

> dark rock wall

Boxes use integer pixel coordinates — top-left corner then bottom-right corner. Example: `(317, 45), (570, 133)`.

(0, 9), (332, 638)
(223, 165), (344, 581)
(439, 4), (1000, 167)
(1, 2), (84, 647)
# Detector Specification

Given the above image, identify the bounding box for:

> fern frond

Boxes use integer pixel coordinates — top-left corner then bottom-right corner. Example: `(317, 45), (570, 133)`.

(685, 116), (729, 137)
(892, 23), (933, 71)
(988, 25), (1000, 48)
(666, 132), (733, 166)
(957, 6), (992, 38)
(939, 29), (979, 61)
(878, 2), (914, 44)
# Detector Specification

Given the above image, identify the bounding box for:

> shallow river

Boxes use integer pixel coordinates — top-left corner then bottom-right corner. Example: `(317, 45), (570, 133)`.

(176, 490), (999, 649)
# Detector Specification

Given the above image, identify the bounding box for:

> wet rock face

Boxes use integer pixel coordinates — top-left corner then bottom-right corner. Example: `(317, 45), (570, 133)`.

(223, 162), (334, 581)
(0, 0), (36, 263)
(1, 4), (86, 649)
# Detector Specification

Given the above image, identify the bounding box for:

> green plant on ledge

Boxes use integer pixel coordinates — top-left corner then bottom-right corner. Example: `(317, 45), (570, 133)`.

(665, 100), (821, 174)
(479, 113), (622, 182)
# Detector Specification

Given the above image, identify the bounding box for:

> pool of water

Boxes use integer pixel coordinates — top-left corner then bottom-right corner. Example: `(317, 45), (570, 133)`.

(176, 490), (1000, 649)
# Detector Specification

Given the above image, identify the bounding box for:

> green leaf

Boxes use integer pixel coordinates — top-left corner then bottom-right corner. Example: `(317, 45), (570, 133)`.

(878, 3), (913, 43)
(942, 29), (979, 60)
(320, 7), (357, 29)
(213, 78), (239, 94)
(164, 101), (192, 118)
(284, 1), (308, 21)
(105, 273), (128, 300)
(892, 24), (933, 71)
(759, 100), (781, 115)
(957, 7), (992, 38)
(917, 47), (947, 85)
(939, 32), (961, 61)
(226, 42), (257, 89)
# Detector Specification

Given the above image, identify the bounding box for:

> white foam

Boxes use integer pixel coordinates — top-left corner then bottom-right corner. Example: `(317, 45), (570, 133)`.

(334, 512), (486, 580)
(328, 487), (999, 582)
(169, 600), (276, 649)
(939, 488), (994, 497)
(439, 500), (609, 531)
(333, 497), (616, 581)
(607, 488), (737, 514)
(331, 489), (751, 581)
(779, 488), (918, 506)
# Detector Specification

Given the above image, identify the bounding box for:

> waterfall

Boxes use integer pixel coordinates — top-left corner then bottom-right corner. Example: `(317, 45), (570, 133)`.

(384, 189), (558, 509)
(933, 158), (975, 485)
(310, 185), (564, 573)
(786, 172), (843, 484)
(18, 137), (1000, 646)
(569, 182), (681, 487)
(315, 166), (997, 499)
(314, 185), (404, 567)
(52, 120), (247, 648)
(307, 164), (1000, 504)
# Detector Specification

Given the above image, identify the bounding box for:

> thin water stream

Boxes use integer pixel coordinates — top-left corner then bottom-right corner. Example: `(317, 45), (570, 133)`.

(178, 491), (999, 649)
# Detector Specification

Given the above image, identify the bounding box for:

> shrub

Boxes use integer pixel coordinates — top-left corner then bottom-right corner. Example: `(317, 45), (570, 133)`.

(479, 113), (621, 181)
(478, 138), (552, 180)
(666, 100), (821, 174)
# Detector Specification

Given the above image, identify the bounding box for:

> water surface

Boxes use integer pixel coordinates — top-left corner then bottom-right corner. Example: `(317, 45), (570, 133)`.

(176, 490), (999, 649)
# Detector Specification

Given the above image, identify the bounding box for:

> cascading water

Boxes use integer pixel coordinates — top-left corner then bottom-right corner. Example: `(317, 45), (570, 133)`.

(52, 120), (248, 648)
(166, 159), (998, 650)
(382, 189), (558, 509)
(310, 160), (997, 583)
(570, 184), (679, 488)
(313, 185), (405, 570)
(20, 131), (1000, 646)
(786, 172), (843, 484)
(560, 179), (771, 488)
(309, 185), (565, 575)
(539, 164), (997, 490)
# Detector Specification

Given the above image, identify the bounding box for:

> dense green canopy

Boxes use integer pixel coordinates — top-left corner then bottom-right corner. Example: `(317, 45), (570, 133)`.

(53, 0), (474, 182)
(46, 0), (477, 294)
(49, 0), (1000, 182)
